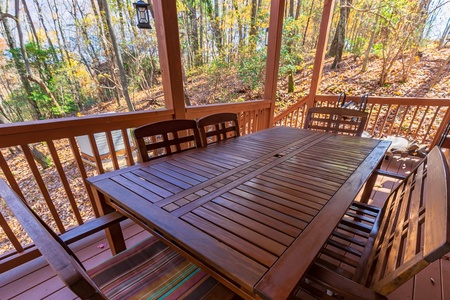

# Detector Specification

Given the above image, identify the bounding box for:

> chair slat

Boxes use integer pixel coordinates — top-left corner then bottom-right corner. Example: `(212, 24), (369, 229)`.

(197, 113), (240, 147)
(299, 147), (450, 299)
(304, 107), (368, 137)
(133, 119), (200, 162)
(403, 163), (426, 261)
(424, 147), (450, 260)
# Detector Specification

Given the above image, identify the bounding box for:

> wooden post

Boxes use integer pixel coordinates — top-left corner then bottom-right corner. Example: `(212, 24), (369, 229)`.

(152, 0), (186, 119)
(264, 0), (286, 128)
(307, 0), (336, 108)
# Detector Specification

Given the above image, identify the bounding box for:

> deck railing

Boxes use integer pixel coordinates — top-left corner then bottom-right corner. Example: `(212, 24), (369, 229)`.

(0, 100), (270, 272)
(2, 94), (450, 273)
(274, 94), (450, 148)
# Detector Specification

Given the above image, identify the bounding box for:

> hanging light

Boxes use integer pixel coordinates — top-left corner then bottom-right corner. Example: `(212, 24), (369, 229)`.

(133, 0), (152, 29)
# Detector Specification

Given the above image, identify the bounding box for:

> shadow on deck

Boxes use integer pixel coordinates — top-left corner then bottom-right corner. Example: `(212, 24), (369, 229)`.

(1, 154), (450, 300)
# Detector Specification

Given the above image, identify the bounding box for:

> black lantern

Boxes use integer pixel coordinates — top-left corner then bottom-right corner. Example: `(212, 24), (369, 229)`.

(133, 0), (151, 29)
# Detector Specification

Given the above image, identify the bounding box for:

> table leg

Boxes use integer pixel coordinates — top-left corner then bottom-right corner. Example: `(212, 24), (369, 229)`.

(359, 160), (383, 204)
(90, 186), (126, 255)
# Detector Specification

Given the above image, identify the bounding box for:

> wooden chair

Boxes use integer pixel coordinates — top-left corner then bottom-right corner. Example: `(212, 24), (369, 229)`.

(296, 146), (450, 299)
(438, 119), (450, 148)
(197, 113), (240, 147)
(1, 179), (238, 300)
(304, 107), (368, 137)
(133, 119), (201, 162)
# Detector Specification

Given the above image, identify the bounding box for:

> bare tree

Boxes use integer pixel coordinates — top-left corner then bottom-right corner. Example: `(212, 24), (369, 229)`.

(0, 0), (63, 116)
(100, 0), (134, 111)
(329, 0), (353, 69)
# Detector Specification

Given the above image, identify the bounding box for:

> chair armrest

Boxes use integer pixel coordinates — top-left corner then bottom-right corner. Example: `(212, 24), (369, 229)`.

(307, 264), (387, 300)
(374, 169), (407, 180)
(61, 212), (127, 244)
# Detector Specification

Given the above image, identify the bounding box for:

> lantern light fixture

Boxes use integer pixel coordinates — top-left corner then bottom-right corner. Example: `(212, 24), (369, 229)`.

(133, 0), (152, 29)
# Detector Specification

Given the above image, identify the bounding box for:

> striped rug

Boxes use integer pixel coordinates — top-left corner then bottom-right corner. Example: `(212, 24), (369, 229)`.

(88, 236), (238, 299)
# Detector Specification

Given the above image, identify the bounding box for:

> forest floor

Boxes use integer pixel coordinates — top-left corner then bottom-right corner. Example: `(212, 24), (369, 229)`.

(83, 43), (450, 115)
(1, 44), (450, 254)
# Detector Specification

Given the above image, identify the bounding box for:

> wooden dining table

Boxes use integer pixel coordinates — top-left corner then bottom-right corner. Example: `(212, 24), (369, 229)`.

(87, 126), (390, 300)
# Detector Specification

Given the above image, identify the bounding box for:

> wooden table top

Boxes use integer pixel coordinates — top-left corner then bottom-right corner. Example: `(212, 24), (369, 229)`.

(87, 127), (391, 299)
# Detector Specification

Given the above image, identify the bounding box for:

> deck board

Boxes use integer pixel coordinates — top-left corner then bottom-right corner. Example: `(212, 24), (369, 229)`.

(1, 154), (450, 300)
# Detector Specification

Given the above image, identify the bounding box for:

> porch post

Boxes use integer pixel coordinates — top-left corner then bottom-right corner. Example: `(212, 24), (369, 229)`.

(152, 0), (186, 119)
(307, 0), (335, 108)
(264, 0), (286, 128)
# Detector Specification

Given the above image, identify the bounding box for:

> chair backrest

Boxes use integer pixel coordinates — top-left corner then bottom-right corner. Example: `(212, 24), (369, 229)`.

(133, 119), (201, 162)
(304, 107), (368, 136)
(438, 120), (450, 148)
(358, 146), (450, 295)
(197, 113), (240, 147)
(0, 179), (107, 299)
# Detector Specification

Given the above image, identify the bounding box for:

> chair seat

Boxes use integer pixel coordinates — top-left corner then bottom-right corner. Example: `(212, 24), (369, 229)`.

(89, 236), (236, 299)
(296, 201), (382, 299)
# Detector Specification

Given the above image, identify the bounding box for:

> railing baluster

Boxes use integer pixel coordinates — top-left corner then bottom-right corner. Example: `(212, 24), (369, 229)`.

(68, 136), (98, 218)
(0, 212), (23, 252)
(406, 106), (420, 136)
(387, 105), (400, 136)
(0, 152), (25, 199)
(251, 110), (257, 133)
(397, 105), (410, 137)
(87, 133), (105, 174)
(46, 139), (84, 225)
(21, 144), (65, 233)
(414, 106), (430, 140)
(104, 131), (120, 171)
(121, 128), (135, 167)
(423, 106), (441, 145)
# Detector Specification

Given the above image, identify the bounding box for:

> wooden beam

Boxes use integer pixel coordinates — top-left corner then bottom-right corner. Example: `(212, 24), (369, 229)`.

(264, 0), (286, 127)
(152, 0), (186, 119)
(307, 0), (336, 108)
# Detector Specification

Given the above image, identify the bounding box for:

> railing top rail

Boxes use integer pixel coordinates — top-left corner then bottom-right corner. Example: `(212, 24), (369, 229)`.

(0, 109), (175, 147)
(315, 94), (450, 106)
(186, 100), (271, 118)
(0, 101), (272, 147)
(273, 95), (309, 123)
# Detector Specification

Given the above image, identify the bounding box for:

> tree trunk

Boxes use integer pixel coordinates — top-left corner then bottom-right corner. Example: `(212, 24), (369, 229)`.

(438, 18), (450, 49)
(249, 0), (259, 51)
(115, 0), (127, 42)
(430, 53), (450, 88)
(101, 0), (134, 111)
(186, 1), (201, 67)
(94, 0), (120, 102)
(47, 0), (82, 109)
(330, 0), (352, 68)
(302, 0), (315, 47)
(20, 0), (39, 43)
(362, 4), (381, 72)
(0, 9), (41, 120)
(33, 0), (59, 63)
(11, 0), (63, 116)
